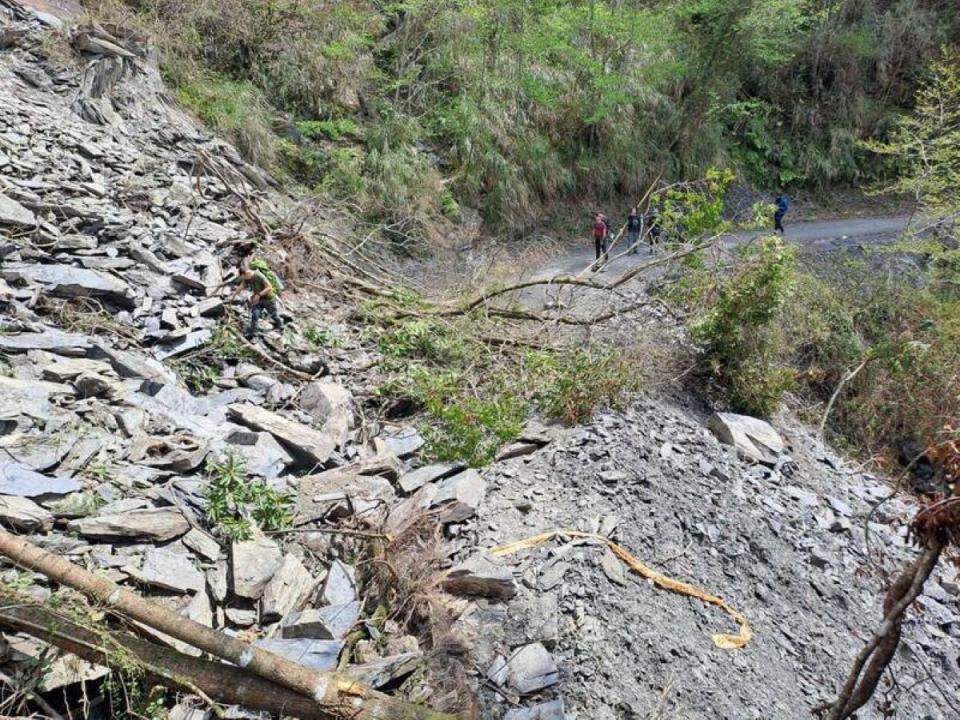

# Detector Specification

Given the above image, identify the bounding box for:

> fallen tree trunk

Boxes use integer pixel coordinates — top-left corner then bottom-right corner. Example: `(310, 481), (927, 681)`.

(0, 529), (455, 720)
(0, 602), (327, 719)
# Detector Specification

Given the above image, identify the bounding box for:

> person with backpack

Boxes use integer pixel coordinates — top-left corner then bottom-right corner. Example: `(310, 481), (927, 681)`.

(602, 213), (614, 247)
(592, 213), (608, 261)
(230, 261), (285, 339)
(774, 190), (789, 235)
(646, 205), (662, 250)
(626, 207), (642, 255)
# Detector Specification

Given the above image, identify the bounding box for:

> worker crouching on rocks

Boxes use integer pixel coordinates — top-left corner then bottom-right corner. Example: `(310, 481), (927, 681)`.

(230, 262), (284, 339)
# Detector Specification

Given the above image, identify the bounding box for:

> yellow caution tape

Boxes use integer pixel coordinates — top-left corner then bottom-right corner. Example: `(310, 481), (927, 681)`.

(491, 530), (751, 649)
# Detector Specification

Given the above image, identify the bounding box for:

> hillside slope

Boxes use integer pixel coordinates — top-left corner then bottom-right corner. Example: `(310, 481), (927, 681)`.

(0, 3), (957, 720)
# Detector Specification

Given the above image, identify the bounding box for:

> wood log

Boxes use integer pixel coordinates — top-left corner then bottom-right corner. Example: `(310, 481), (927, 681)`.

(0, 529), (455, 720)
(0, 603), (329, 719)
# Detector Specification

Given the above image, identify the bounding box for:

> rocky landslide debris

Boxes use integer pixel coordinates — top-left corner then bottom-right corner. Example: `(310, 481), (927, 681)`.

(0, 3), (956, 720)
(0, 2), (496, 713)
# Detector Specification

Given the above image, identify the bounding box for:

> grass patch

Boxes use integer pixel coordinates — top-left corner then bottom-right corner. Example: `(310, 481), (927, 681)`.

(175, 75), (277, 168)
(297, 118), (363, 141)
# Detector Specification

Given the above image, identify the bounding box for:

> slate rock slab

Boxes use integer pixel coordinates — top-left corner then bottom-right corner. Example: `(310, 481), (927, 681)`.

(0, 193), (36, 226)
(0, 495), (54, 531)
(227, 403), (336, 466)
(321, 559), (357, 606)
(231, 536), (283, 599)
(0, 328), (92, 356)
(708, 412), (785, 465)
(68, 507), (189, 542)
(139, 547), (205, 593)
(3, 263), (134, 308)
(398, 462), (463, 495)
(261, 554), (316, 620)
(431, 468), (486, 522)
(0, 464), (80, 498)
(488, 643), (559, 695)
(504, 699), (568, 720)
(0, 376), (74, 424)
(253, 638), (343, 672)
(280, 601), (361, 640)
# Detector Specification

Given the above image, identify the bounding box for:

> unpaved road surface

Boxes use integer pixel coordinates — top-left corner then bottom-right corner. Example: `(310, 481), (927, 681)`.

(536, 215), (911, 280)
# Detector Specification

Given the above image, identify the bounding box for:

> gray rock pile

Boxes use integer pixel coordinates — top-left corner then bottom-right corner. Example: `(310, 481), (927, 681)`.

(464, 400), (960, 720)
(0, 3), (478, 714)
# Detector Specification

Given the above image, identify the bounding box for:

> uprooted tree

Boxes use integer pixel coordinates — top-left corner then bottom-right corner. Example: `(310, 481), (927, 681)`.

(818, 429), (960, 720)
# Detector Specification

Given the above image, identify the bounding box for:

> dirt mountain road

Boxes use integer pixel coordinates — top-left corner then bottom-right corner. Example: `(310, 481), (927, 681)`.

(537, 215), (912, 280)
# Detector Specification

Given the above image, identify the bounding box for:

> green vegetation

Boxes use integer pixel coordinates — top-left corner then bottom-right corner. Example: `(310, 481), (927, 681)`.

(203, 453), (294, 541)
(689, 236), (798, 416)
(100, 0), (958, 237)
(304, 323), (345, 348)
(670, 48), (960, 457)
(372, 314), (644, 466)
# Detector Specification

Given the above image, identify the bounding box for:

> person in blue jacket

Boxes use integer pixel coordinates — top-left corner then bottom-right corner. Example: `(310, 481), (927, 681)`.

(774, 191), (789, 235)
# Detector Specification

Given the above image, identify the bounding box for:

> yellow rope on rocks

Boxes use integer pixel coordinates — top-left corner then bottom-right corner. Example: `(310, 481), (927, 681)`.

(491, 530), (751, 650)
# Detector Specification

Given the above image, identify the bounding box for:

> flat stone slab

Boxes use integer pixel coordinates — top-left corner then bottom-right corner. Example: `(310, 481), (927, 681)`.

(0, 433), (77, 472)
(0, 328), (92, 356)
(0, 464), (80, 498)
(253, 638), (343, 672)
(280, 601), (361, 640)
(297, 471), (396, 520)
(0, 193), (36, 226)
(708, 412), (785, 465)
(231, 536), (283, 599)
(155, 329), (212, 361)
(488, 643), (559, 695)
(68, 507), (190, 542)
(261, 554), (316, 620)
(41, 357), (114, 382)
(382, 427), (424, 458)
(138, 547), (205, 593)
(431, 468), (486, 523)
(321, 559), (357, 606)
(0, 495), (54, 531)
(182, 528), (221, 562)
(228, 404), (336, 467)
(3, 263), (134, 308)
(504, 699), (568, 720)
(223, 430), (292, 480)
(0, 376), (74, 424)
(398, 462), (464, 495)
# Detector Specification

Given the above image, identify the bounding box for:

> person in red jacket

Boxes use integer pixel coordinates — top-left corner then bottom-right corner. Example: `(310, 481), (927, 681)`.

(593, 213), (608, 260)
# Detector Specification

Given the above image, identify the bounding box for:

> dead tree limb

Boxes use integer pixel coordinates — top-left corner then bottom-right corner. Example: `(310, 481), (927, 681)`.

(818, 356), (875, 440)
(419, 239), (716, 319)
(0, 602), (325, 719)
(819, 541), (943, 719)
(0, 530), (455, 720)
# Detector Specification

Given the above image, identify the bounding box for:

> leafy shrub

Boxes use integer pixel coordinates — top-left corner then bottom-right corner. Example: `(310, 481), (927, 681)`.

(203, 453), (293, 541)
(304, 323), (344, 348)
(522, 348), (644, 425)
(418, 388), (525, 467)
(377, 319), (474, 365)
(689, 236), (798, 415)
